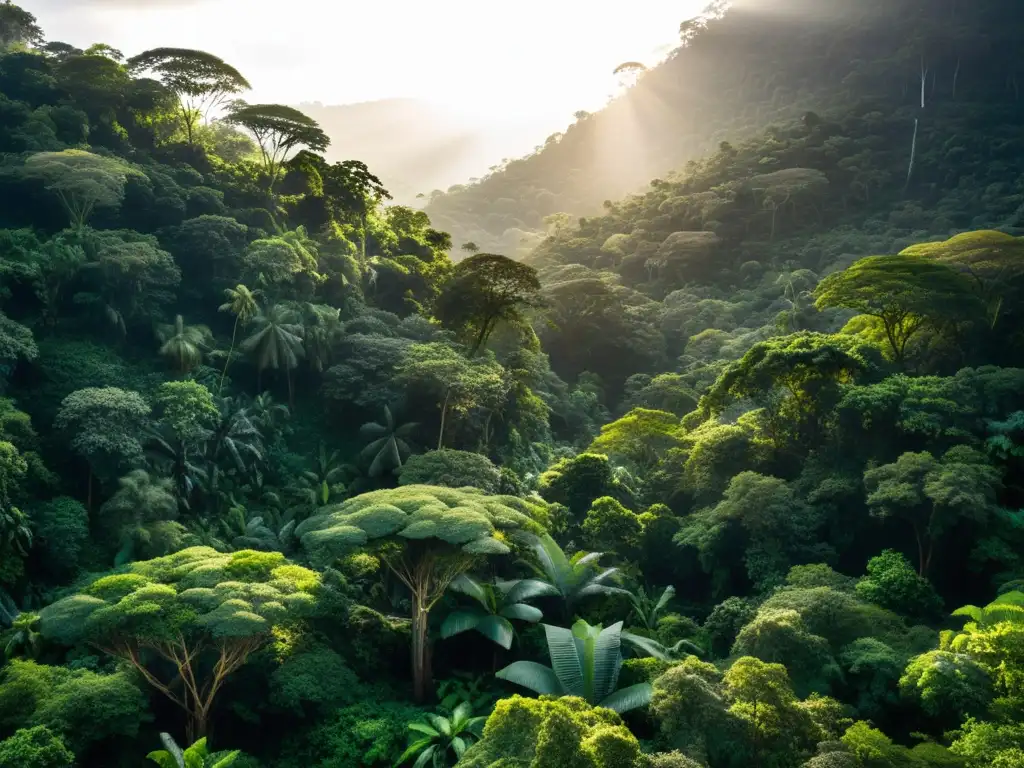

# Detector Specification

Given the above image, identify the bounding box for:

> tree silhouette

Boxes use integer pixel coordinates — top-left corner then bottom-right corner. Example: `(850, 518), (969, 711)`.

(156, 315), (211, 374)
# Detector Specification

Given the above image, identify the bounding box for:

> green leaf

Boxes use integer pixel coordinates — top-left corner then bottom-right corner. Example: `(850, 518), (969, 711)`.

(146, 753), (180, 768)
(426, 713), (452, 737)
(449, 573), (488, 607)
(622, 630), (672, 661)
(592, 621), (624, 703)
(598, 682), (653, 713)
(499, 603), (543, 623)
(545, 623), (584, 697)
(502, 578), (560, 604)
(412, 743), (437, 768)
(496, 660), (564, 695)
(395, 738), (434, 768)
(451, 736), (468, 759)
(654, 585), (676, 614)
(474, 615), (514, 649)
(407, 722), (441, 738)
(451, 700), (472, 728)
(210, 752), (241, 768)
(441, 610), (482, 639)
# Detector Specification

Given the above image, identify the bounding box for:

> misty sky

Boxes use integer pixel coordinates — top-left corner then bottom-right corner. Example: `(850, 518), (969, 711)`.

(22, 0), (699, 129)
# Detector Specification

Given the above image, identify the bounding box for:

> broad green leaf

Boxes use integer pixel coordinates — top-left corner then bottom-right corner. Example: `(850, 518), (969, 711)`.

(449, 573), (488, 606)
(546, 623), (585, 697)
(502, 578), (560, 604)
(496, 660), (564, 695)
(500, 603), (543, 623)
(621, 630), (672, 661)
(395, 738), (435, 767)
(407, 722), (441, 738)
(598, 682), (653, 713)
(451, 736), (467, 759)
(412, 743), (437, 768)
(426, 713), (452, 737)
(441, 610), (481, 639)
(474, 615), (514, 649)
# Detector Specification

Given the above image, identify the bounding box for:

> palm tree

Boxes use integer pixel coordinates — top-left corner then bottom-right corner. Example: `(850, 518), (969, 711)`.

(496, 619), (653, 714)
(147, 732), (239, 768)
(204, 397), (263, 503)
(295, 302), (342, 373)
(218, 284), (261, 394)
(526, 533), (627, 619)
(396, 702), (485, 768)
(157, 315), (212, 374)
(440, 574), (556, 650)
(145, 422), (208, 511)
(241, 304), (304, 407)
(359, 405), (418, 477)
(249, 391), (290, 439)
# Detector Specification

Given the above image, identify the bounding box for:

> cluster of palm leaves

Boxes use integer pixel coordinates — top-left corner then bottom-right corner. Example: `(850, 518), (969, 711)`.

(147, 733), (238, 768)
(397, 702), (486, 768)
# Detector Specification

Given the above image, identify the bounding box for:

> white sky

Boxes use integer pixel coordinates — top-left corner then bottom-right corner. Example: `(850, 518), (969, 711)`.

(25, 0), (699, 127)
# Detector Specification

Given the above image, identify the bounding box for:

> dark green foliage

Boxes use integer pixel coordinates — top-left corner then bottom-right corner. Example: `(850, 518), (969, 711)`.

(399, 450), (501, 493)
(856, 551), (944, 621)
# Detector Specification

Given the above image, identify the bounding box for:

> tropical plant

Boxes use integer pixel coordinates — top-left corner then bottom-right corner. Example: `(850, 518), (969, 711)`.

(360, 405), (418, 478)
(292, 442), (346, 508)
(627, 585), (676, 631)
(396, 702), (485, 768)
(1, 611), (40, 660)
(218, 284), (260, 394)
(525, 533), (627, 618)
(203, 397), (263, 501)
(146, 732), (239, 768)
(496, 619), (653, 713)
(157, 315), (212, 374)
(440, 574), (555, 650)
(241, 304), (304, 405)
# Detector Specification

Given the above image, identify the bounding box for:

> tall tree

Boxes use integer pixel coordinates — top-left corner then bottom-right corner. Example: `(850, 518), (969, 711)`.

(814, 254), (980, 362)
(19, 151), (139, 230)
(126, 48), (251, 144)
(241, 305), (304, 406)
(38, 548), (320, 742)
(0, 1), (42, 49)
(359, 405), (417, 478)
(156, 315), (211, 374)
(223, 104), (329, 191)
(434, 253), (541, 357)
(217, 284), (260, 393)
(297, 486), (542, 702)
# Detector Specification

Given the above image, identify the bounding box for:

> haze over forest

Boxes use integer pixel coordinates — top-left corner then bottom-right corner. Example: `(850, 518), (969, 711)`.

(0, 1), (1024, 767)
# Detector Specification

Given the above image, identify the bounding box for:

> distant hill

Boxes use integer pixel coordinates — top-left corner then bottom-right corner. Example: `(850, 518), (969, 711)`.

(423, 0), (1018, 256)
(297, 99), (546, 206)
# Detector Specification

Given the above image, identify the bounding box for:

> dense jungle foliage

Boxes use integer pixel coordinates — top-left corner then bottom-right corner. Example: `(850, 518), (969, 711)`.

(1, 0), (1024, 766)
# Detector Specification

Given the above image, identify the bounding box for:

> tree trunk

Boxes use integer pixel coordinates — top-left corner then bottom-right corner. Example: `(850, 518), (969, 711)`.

(286, 367), (294, 410)
(219, 316), (240, 395)
(437, 387), (452, 450)
(905, 118), (919, 190)
(411, 591), (431, 703)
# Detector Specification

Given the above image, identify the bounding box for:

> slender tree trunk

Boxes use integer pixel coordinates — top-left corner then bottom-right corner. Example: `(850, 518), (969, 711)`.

(86, 467), (92, 512)
(219, 316), (240, 395)
(905, 118), (919, 190)
(952, 56), (961, 98)
(286, 368), (294, 410)
(913, 524), (927, 577)
(411, 591), (431, 703)
(438, 387), (452, 450)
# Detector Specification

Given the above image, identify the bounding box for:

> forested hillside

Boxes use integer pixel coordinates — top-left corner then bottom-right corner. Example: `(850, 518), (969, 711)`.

(425, 0), (1024, 256)
(1, 1), (1024, 767)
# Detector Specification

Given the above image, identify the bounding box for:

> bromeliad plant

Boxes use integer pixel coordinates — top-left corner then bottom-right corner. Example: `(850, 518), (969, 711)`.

(496, 619), (653, 713)
(440, 574), (556, 649)
(396, 702), (485, 768)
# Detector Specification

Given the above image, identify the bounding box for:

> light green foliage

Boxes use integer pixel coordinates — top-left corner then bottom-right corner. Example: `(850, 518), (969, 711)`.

(856, 550), (944, 619)
(537, 453), (619, 523)
(19, 150), (140, 228)
(950, 719), (1024, 768)
(147, 733), (240, 768)
(944, 592), (1024, 704)
(676, 471), (823, 592)
(241, 230), (321, 290)
(814, 254), (980, 362)
(900, 650), (993, 728)
(400, 450), (501, 494)
(456, 695), (642, 768)
(496, 619), (653, 713)
(901, 230), (1024, 330)
(0, 726), (74, 768)
(759, 586), (906, 651)
(155, 380), (218, 441)
(0, 312), (36, 368)
(397, 701), (486, 768)
(38, 547), (319, 740)
(100, 469), (179, 563)
(786, 565), (857, 592)
(55, 386), (151, 484)
(732, 609), (840, 697)
(0, 659), (148, 751)
(582, 496), (641, 556)
(588, 408), (681, 472)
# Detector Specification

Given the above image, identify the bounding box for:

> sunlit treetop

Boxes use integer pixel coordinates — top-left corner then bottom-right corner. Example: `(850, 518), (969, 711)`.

(224, 103), (330, 186)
